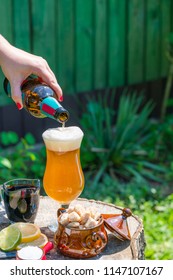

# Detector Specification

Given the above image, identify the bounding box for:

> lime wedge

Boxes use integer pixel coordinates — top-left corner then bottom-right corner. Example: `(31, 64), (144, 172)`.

(0, 225), (21, 251)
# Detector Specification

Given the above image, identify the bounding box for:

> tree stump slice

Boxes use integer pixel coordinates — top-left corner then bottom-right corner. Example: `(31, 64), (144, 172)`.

(0, 196), (145, 260)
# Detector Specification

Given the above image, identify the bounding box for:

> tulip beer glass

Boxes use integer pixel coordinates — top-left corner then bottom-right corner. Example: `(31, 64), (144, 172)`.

(42, 126), (84, 208)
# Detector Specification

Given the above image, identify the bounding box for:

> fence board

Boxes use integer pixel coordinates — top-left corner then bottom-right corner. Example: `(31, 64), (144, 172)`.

(13, 0), (31, 51)
(94, 0), (107, 89)
(56, 0), (75, 93)
(128, 0), (145, 84)
(31, 0), (56, 71)
(108, 0), (126, 87)
(160, 0), (171, 77)
(75, 0), (94, 92)
(145, 0), (162, 80)
(0, 0), (13, 42)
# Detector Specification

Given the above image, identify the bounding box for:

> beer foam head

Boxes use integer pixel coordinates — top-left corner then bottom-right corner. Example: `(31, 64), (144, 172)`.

(42, 126), (84, 152)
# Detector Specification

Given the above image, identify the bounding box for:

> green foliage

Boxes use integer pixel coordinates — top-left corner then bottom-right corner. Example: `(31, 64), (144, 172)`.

(81, 174), (160, 208)
(144, 115), (173, 182)
(0, 156), (12, 169)
(0, 132), (46, 193)
(0, 131), (19, 146)
(80, 91), (166, 185)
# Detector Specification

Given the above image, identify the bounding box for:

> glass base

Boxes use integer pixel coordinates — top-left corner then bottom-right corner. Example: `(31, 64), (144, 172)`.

(48, 204), (69, 232)
(48, 221), (58, 232)
(61, 204), (69, 209)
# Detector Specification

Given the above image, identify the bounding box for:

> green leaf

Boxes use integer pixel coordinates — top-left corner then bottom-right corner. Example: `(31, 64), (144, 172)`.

(24, 133), (36, 145)
(0, 131), (19, 146)
(0, 156), (12, 169)
(7, 131), (19, 144)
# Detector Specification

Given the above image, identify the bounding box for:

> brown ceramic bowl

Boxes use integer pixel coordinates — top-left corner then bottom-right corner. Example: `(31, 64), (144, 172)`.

(54, 216), (108, 259)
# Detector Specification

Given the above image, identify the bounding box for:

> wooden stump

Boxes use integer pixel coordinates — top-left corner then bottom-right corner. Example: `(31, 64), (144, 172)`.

(0, 197), (145, 260)
(36, 197), (145, 260)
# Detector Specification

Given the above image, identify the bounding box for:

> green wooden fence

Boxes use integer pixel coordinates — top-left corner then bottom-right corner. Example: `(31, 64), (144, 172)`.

(0, 0), (173, 106)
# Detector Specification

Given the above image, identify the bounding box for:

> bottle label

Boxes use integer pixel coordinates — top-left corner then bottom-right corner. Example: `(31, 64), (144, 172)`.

(40, 97), (62, 119)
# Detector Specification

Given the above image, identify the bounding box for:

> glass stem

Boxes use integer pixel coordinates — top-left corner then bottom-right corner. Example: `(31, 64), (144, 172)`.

(61, 204), (69, 210)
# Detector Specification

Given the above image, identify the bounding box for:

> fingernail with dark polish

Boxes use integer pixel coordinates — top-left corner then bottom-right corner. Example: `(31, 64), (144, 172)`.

(16, 103), (22, 110)
(59, 96), (63, 102)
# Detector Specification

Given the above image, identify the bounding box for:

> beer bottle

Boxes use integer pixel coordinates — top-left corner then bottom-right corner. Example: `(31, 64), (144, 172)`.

(3, 75), (69, 123)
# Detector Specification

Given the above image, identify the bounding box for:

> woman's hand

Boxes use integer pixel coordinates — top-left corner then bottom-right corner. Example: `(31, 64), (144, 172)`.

(0, 35), (63, 109)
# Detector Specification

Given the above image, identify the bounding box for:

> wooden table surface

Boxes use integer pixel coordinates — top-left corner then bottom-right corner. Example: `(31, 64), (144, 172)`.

(0, 196), (145, 260)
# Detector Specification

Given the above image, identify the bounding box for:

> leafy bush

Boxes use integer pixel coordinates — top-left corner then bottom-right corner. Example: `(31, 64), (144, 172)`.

(0, 131), (46, 193)
(0, 131), (19, 146)
(81, 174), (161, 207)
(144, 115), (173, 182)
(80, 91), (166, 186)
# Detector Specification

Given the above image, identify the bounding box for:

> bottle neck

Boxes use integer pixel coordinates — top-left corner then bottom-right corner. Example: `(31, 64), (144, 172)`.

(40, 96), (62, 116)
(40, 96), (69, 123)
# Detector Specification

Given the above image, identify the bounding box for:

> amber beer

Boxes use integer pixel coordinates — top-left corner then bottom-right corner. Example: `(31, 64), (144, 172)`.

(42, 126), (84, 204)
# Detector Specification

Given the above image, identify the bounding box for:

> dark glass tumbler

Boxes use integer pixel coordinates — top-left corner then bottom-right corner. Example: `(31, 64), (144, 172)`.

(2, 178), (40, 223)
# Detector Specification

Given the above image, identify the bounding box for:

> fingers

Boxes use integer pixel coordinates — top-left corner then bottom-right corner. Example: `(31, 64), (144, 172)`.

(33, 59), (63, 101)
(39, 71), (63, 101)
(11, 82), (23, 110)
(45, 66), (63, 102)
